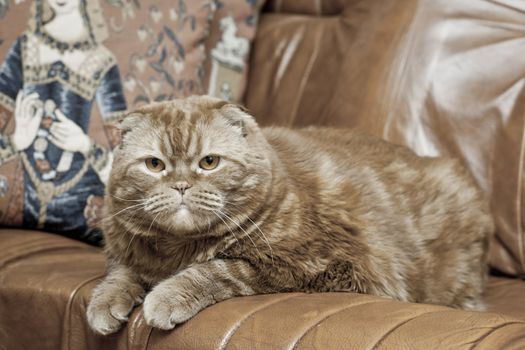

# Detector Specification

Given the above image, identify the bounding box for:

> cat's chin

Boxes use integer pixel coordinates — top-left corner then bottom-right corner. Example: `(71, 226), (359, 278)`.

(166, 206), (199, 234)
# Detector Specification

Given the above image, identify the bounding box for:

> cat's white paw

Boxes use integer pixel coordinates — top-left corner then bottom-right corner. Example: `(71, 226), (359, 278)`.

(143, 284), (197, 330)
(87, 289), (143, 335)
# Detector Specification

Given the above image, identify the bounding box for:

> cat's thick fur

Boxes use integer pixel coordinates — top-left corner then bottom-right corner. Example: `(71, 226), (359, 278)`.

(87, 96), (493, 335)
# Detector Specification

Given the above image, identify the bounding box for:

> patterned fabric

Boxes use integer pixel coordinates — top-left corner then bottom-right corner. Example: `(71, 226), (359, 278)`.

(0, 0), (263, 244)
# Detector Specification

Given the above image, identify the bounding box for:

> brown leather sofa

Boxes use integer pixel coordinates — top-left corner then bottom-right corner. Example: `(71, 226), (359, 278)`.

(2, 0), (525, 349)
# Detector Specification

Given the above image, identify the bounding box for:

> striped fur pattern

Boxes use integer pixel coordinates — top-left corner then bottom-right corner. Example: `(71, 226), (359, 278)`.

(87, 96), (493, 335)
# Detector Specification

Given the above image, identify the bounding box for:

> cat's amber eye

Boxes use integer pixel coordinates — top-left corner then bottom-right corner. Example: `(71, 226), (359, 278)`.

(199, 155), (220, 170)
(145, 157), (166, 173)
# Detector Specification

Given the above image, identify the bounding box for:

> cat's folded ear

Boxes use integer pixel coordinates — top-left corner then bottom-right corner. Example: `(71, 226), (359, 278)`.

(219, 103), (258, 137)
(117, 112), (143, 139)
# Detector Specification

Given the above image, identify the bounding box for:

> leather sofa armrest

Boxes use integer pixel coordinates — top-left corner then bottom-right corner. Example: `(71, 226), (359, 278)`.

(141, 292), (525, 349)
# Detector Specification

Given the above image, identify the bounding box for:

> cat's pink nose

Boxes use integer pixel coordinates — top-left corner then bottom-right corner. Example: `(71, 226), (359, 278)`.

(172, 181), (192, 195)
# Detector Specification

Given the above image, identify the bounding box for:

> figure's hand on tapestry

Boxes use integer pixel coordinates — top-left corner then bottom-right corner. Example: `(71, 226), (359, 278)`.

(11, 91), (44, 151)
(49, 109), (91, 155)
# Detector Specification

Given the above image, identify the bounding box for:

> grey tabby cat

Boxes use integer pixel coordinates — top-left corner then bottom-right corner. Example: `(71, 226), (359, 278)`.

(87, 96), (493, 335)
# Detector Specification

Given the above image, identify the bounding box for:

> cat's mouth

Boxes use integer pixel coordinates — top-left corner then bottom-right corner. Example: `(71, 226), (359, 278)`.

(174, 199), (193, 214)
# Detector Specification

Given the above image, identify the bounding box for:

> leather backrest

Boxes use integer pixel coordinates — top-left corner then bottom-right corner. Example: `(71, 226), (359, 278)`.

(244, 0), (525, 276)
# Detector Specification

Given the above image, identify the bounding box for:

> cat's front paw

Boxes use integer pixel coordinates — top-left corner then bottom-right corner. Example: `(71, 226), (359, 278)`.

(143, 283), (201, 330)
(87, 286), (144, 335)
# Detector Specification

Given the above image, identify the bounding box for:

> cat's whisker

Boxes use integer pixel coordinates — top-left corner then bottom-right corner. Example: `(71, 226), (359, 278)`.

(110, 194), (147, 203)
(147, 211), (163, 237)
(242, 215), (274, 265)
(201, 190), (222, 199)
(208, 208), (241, 247)
(189, 199), (222, 210)
(111, 195), (173, 243)
(147, 199), (175, 214)
(193, 202), (240, 246)
(101, 208), (147, 237)
(220, 200), (275, 265)
(102, 192), (174, 224)
(125, 204), (152, 236)
(101, 201), (150, 223)
(124, 228), (137, 258)
(111, 208), (153, 265)
(216, 209), (264, 262)
(193, 193), (222, 204)
(143, 194), (174, 212)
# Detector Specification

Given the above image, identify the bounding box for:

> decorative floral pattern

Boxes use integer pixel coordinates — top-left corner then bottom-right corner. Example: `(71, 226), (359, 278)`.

(103, 0), (262, 106)
(105, 0), (211, 106)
